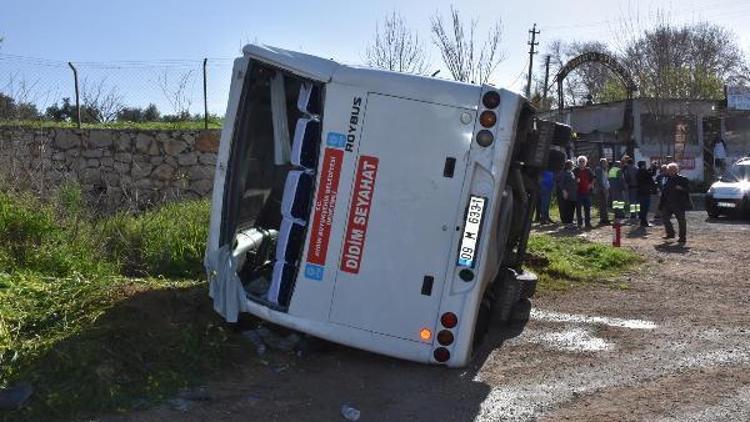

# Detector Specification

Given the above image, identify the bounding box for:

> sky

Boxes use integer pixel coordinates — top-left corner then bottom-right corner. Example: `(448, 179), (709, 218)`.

(2, 0), (750, 115)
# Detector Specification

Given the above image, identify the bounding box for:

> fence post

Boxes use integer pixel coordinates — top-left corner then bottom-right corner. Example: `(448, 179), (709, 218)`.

(67, 62), (81, 129)
(203, 58), (208, 130)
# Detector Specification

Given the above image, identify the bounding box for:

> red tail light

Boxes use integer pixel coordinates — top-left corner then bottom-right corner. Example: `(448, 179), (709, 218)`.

(483, 91), (501, 109)
(434, 347), (451, 363)
(441, 312), (458, 329)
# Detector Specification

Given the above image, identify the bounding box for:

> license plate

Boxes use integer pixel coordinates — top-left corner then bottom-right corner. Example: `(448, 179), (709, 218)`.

(718, 202), (737, 208)
(457, 196), (486, 268)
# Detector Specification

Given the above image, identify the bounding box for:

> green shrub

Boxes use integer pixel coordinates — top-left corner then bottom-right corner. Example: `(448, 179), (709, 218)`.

(100, 200), (210, 278)
(0, 191), (109, 277)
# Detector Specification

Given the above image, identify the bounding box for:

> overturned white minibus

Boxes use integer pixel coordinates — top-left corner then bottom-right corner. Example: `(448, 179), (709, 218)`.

(205, 44), (569, 367)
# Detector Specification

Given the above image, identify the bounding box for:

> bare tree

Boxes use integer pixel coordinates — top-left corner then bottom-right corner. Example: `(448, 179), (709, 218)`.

(430, 6), (504, 84)
(2, 72), (45, 119)
(80, 77), (124, 123)
(158, 70), (194, 120)
(366, 11), (430, 75)
(538, 40), (625, 108)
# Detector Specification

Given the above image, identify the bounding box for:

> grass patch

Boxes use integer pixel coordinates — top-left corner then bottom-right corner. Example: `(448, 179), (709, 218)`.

(0, 275), (232, 420)
(101, 200), (210, 278)
(0, 119), (223, 131)
(0, 188), (237, 420)
(526, 233), (641, 293)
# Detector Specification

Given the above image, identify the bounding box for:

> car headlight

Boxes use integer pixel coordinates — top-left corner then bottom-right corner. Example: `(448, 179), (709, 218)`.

(708, 187), (715, 195)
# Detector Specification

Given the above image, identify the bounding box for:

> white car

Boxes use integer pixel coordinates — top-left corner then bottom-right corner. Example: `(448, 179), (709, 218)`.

(706, 157), (750, 218)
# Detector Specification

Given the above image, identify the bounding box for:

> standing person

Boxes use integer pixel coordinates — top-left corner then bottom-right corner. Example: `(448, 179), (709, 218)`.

(714, 136), (728, 175)
(636, 161), (657, 227)
(558, 160), (578, 227)
(622, 156), (639, 221)
(653, 164), (668, 222)
(555, 165), (565, 224)
(594, 158), (611, 225)
(660, 163), (691, 244)
(608, 161), (627, 220)
(573, 156), (595, 229)
(538, 169), (555, 224)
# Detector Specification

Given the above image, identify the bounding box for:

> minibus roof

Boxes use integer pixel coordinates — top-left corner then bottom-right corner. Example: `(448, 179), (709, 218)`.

(242, 43), (487, 109)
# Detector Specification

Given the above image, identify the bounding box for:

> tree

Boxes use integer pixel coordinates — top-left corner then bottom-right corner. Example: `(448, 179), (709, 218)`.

(159, 70), (194, 121)
(622, 22), (744, 100)
(117, 103), (161, 123)
(537, 40), (626, 109)
(79, 78), (124, 123)
(365, 11), (430, 75)
(0, 92), (41, 120)
(430, 6), (504, 84)
(45, 97), (77, 122)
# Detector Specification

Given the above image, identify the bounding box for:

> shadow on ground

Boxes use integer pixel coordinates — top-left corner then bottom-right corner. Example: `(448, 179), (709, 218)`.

(654, 242), (692, 254)
(99, 300), (533, 422)
(3, 283), (241, 421)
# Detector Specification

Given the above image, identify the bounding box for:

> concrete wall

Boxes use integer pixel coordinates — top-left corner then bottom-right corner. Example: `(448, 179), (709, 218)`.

(0, 126), (221, 211)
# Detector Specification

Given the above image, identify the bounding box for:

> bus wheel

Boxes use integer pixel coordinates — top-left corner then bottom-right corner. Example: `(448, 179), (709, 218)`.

(473, 289), (495, 350)
(509, 298), (532, 325)
(495, 268), (521, 324)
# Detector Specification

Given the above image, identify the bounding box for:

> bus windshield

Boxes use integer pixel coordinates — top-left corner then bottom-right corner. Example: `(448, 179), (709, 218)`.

(220, 61), (323, 307)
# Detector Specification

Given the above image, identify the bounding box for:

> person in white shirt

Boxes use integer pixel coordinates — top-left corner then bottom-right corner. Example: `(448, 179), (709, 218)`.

(714, 137), (728, 173)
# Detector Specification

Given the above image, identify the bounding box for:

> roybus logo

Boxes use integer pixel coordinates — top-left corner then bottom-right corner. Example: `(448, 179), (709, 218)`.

(341, 156), (379, 274)
(306, 148), (344, 274)
(345, 97), (362, 152)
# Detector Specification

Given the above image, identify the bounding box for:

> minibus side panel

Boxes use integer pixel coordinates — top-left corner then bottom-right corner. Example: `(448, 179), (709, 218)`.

(287, 83), (369, 322)
(330, 93), (475, 342)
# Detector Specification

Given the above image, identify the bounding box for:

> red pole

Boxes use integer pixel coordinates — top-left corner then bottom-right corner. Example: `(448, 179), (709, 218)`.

(612, 221), (621, 248)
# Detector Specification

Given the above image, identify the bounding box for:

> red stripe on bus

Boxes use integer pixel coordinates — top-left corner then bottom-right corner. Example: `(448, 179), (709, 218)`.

(341, 156), (379, 274)
(307, 148), (344, 266)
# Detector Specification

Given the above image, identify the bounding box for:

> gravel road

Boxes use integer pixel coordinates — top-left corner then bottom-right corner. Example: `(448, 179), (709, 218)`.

(106, 211), (750, 422)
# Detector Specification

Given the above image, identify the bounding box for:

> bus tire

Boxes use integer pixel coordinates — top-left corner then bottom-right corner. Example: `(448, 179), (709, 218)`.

(473, 289), (495, 350)
(495, 269), (521, 324)
(510, 298), (532, 324)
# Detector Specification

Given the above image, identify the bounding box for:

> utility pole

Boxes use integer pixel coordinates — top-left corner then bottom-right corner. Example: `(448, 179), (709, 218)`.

(542, 55), (551, 108)
(526, 23), (540, 99)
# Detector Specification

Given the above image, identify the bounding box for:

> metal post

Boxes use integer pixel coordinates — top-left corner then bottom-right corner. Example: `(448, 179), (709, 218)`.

(203, 58), (208, 130)
(68, 62), (81, 129)
(526, 23), (540, 99)
(542, 55), (551, 108)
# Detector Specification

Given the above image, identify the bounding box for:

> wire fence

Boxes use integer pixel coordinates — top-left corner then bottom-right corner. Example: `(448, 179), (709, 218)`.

(0, 53), (235, 128)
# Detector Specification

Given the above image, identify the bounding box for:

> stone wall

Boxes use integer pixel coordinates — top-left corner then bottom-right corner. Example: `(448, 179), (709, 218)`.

(0, 126), (221, 211)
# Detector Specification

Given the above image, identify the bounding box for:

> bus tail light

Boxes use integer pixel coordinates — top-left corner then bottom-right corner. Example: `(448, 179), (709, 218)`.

(434, 347), (451, 363)
(437, 330), (454, 346)
(482, 91), (501, 109)
(480, 111), (497, 128)
(476, 130), (494, 147)
(441, 312), (458, 329)
(419, 328), (432, 341)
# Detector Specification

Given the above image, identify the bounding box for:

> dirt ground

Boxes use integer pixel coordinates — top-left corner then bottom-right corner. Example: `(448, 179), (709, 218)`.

(102, 211), (750, 422)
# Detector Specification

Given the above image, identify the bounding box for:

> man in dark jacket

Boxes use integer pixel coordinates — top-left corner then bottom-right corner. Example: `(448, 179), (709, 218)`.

(660, 163), (691, 243)
(636, 161), (657, 227)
